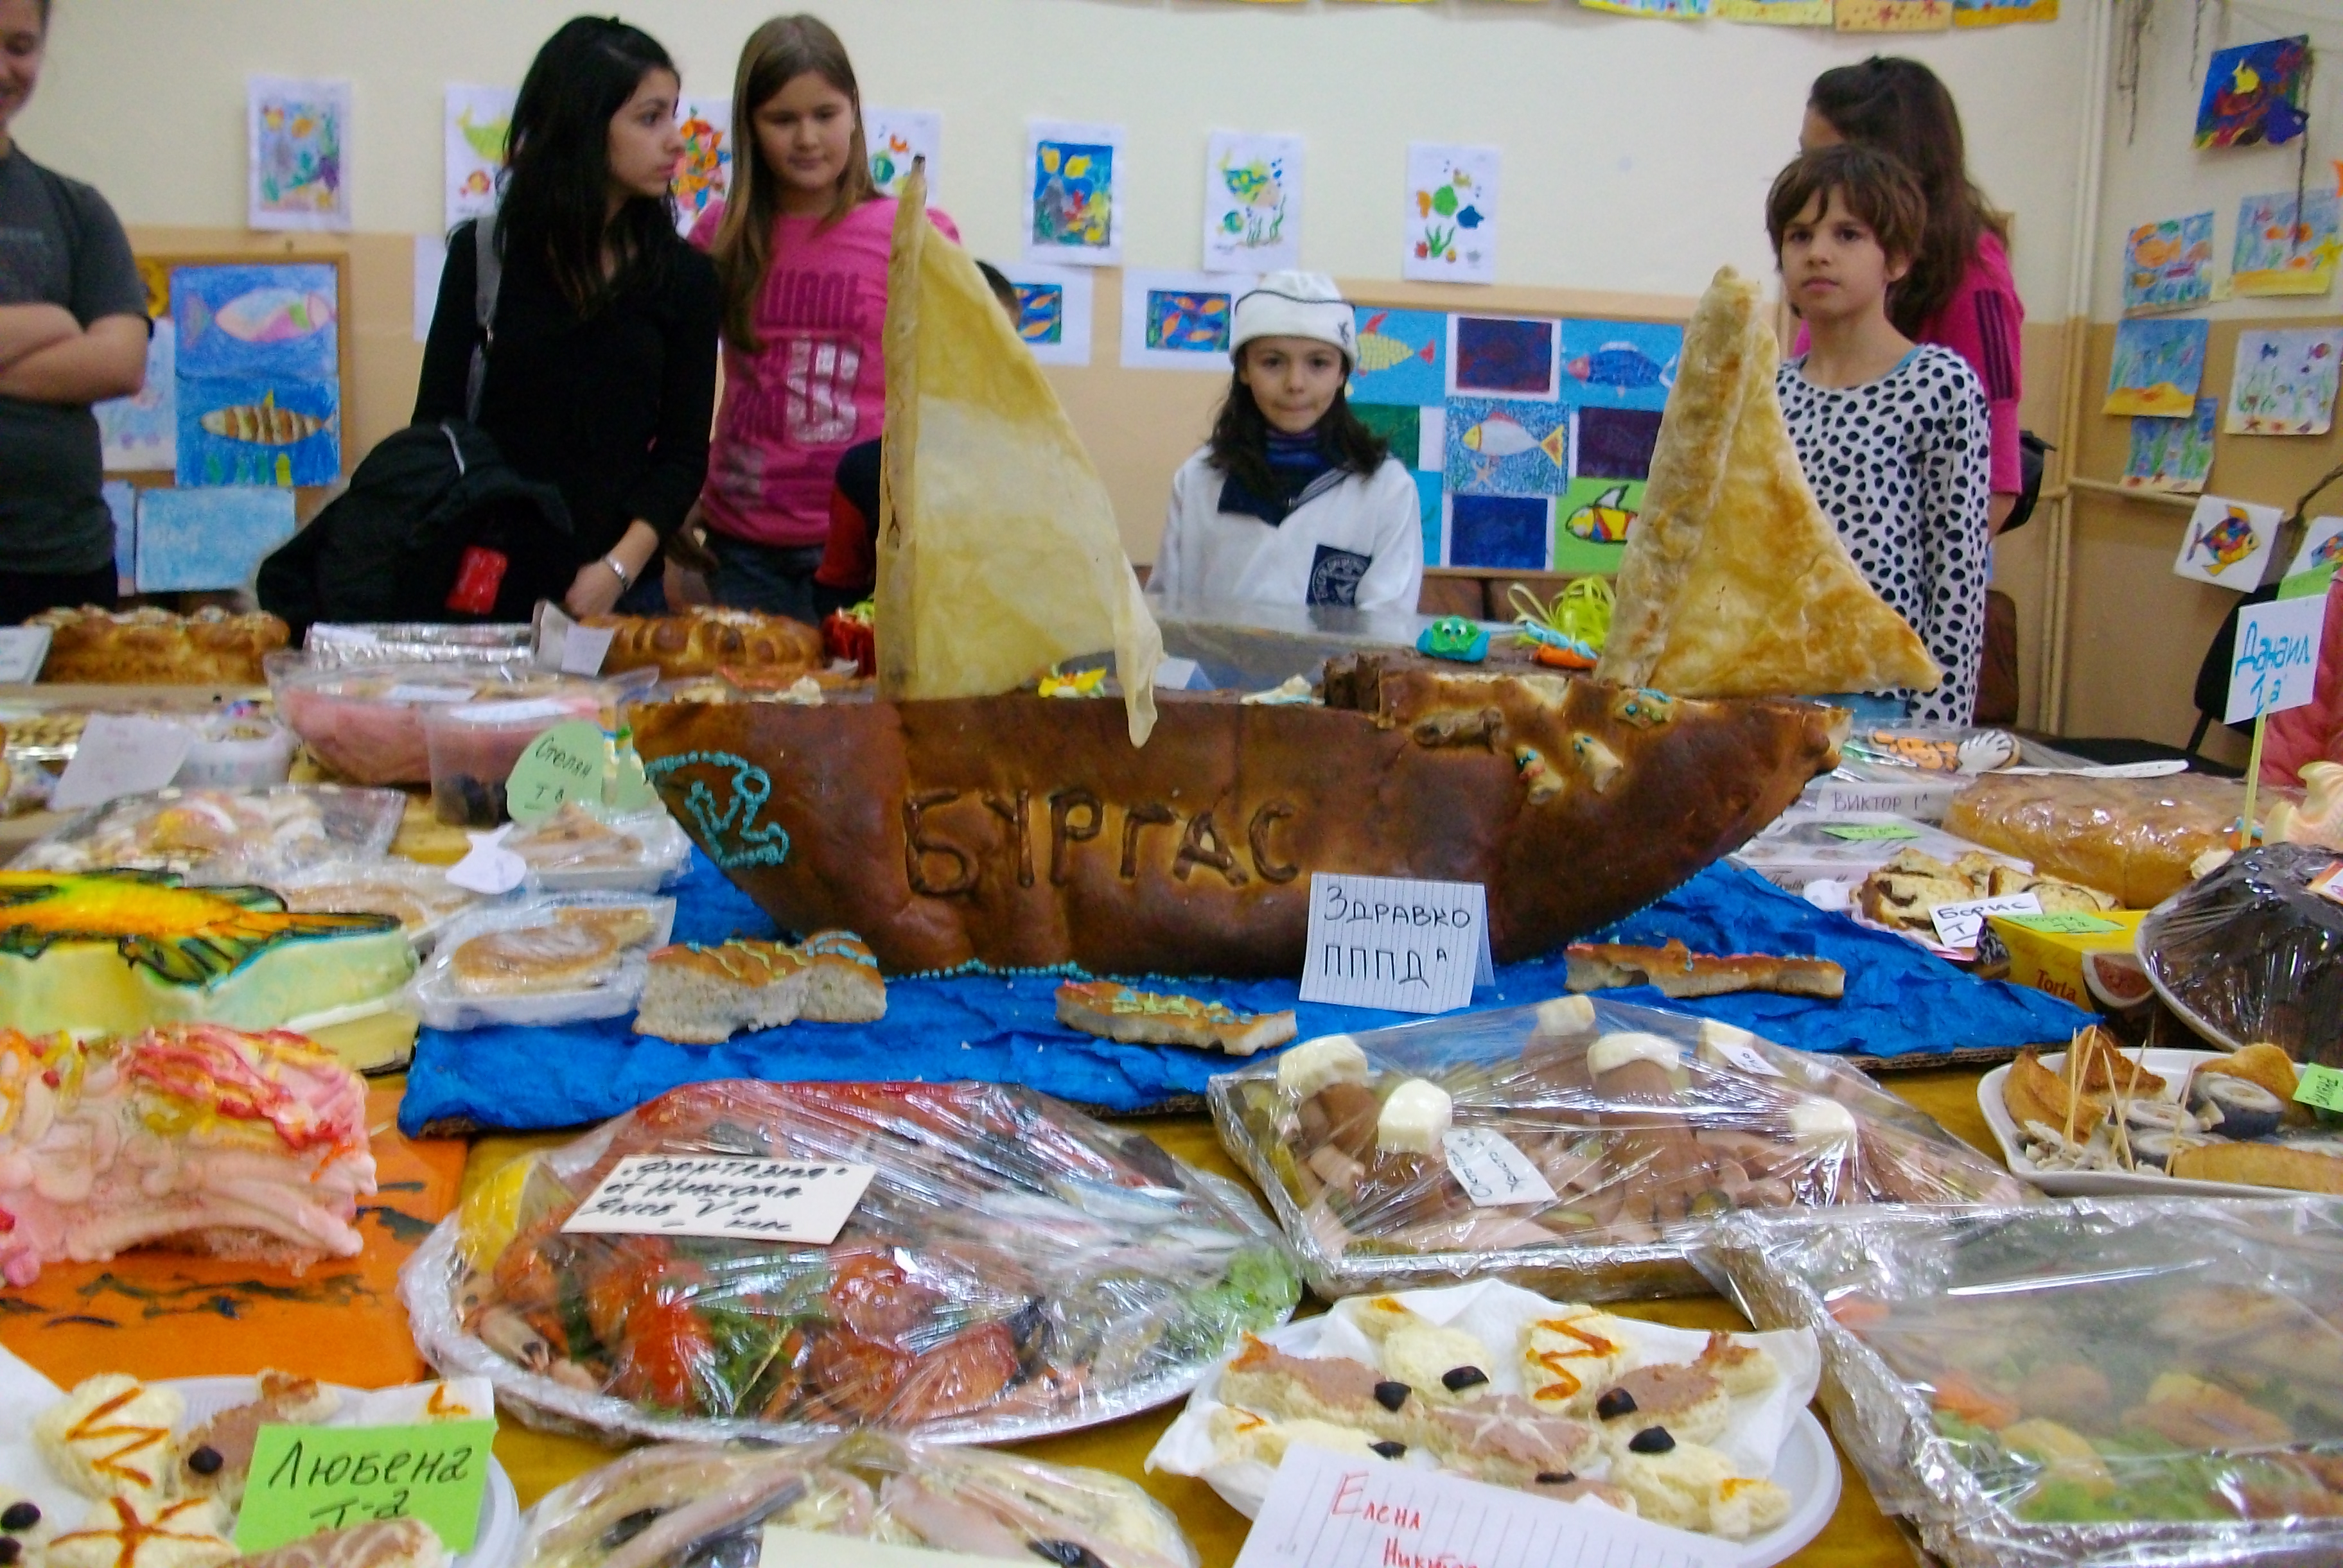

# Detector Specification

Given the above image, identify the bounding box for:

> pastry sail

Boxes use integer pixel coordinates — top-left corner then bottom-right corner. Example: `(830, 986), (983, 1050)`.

(877, 162), (1163, 744)
(1595, 266), (1941, 701)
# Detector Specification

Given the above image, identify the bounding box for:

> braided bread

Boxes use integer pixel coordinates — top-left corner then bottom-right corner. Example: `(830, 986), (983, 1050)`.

(584, 607), (826, 679)
(30, 605), (289, 684)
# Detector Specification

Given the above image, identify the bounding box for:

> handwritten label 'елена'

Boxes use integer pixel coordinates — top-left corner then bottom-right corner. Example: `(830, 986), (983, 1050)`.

(561, 1154), (878, 1244)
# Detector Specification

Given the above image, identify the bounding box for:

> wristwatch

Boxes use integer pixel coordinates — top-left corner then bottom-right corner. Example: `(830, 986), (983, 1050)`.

(603, 553), (633, 591)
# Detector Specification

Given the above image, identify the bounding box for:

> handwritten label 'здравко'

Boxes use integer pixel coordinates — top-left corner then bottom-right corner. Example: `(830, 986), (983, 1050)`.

(235, 1420), (495, 1555)
(561, 1154), (878, 1244)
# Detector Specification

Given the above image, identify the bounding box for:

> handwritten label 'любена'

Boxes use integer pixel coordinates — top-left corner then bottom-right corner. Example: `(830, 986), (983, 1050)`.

(561, 1154), (877, 1244)
(235, 1420), (495, 1556)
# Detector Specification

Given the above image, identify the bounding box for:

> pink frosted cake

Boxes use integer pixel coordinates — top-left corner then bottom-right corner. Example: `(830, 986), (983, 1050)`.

(0, 1025), (376, 1287)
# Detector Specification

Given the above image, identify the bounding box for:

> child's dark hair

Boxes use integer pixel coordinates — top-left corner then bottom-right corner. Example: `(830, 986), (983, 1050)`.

(502, 17), (678, 313)
(1766, 145), (1926, 271)
(975, 260), (1018, 316)
(1808, 57), (2010, 336)
(1206, 347), (1388, 498)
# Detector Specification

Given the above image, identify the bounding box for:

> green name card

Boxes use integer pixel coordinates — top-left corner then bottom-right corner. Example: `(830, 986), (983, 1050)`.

(504, 720), (606, 827)
(1999, 911), (2125, 935)
(236, 1420), (495, 1555)
(1819, 823), (1924, 842)
(2295, 1063), (2343, 1114)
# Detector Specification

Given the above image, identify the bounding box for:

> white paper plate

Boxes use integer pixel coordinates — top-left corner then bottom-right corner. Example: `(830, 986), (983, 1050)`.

(1977, 1047), (2342, 1198)
(0, 1377), (522, 1568)
(1149, 1287), (1838, 1568)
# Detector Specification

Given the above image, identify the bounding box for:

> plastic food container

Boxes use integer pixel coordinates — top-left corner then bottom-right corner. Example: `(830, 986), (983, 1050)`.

(271, 858), (489, 950)
(302, 622), (534, 666)
(15, 783), (407, 884)
(172, 710), (296, 788)
(1209, 996), (2031, 1302)
(272, 654), (597, 787)
(410, 893), (676, 1029)
(426, 693), (609, 826)
(507, 805), (691, 894)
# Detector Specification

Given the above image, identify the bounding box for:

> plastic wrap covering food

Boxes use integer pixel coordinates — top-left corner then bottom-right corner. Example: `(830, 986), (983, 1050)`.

(2139, 844), (2343, 1063)
(15, 783), (407, 884)
(399, 1078), (1301, 1443)
(513, 1436), (1197, 1568)
(1207, 997), (2028, 1302)
(411, 894), (677, 1029)
(505, 805), (691, 894)
(1944, 772), (2269, 908)
(271, 858), (485, 949)
(1706, 1199), (2343, 1568)
(302, 622), (535, 666)
(269, 655), (582, 785)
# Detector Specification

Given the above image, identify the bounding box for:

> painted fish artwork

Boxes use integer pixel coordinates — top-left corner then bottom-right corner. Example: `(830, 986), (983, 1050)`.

(2122, 213), (2216, 314)
(444, 84), (514, 229)
(1713, 0), (1834, 21)
(2234, 190), (2342, 297)
(1145, 290), (1234, 354)
(1952, 0), (2056, 23)
(865, 108), (941, 201)
(1446, 396), (1568, 496)
(1579, 0), (1710, 17)
(673, 98), (732, 238)
(1559, 318), (1682, 411)
(1445, 492), (1550, 571)
(2172, 492), (2280, 588)
(177, 377), (339, 487)
(1574, 406), (1665, 482)
(2104, 318), (2209, 418)
(1835, 0), (1952, 31)
(2121, 397), (2217, 494)
(1205, 132), (1302, 271)
(247, 76), (350, 231)
(135, 485), (299, 593)
(1564, 483), (1637, 543)
(173, 263), (338, 381)
(2289, 516), (2343, 578)
(2197, 36), (2311, 150)
(1015, 281), (1065, 345)
(1451, 315), (1558, 399)
(2227, 328), (2343, 435)
(1348, 306), (1445, 405)
(1405, 143), (1499, 285)
(1032, 138), (1116, 252)
(2191, 507), (2258, 570)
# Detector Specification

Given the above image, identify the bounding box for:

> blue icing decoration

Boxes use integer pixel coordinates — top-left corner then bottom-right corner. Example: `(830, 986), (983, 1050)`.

(642, 750), (791, 869)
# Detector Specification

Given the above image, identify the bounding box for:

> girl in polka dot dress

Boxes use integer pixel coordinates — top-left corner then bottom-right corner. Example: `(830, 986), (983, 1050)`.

(1767, 145), (1990, 726)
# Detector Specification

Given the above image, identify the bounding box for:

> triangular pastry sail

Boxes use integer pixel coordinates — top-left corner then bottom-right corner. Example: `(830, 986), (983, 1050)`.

(877, 163), (1163, 744)
(1596, 266), (1941, 701)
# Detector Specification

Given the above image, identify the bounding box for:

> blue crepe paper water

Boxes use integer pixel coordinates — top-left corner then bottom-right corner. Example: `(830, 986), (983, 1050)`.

(399, 849), (2093, 1136)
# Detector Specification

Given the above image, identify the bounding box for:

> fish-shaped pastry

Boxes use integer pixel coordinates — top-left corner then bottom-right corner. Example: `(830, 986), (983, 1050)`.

(1461, 411), (1566, 466)
(1564, 483), (1637, 543)
(1353, 311), (1435, 376)
(1565, 342), (1675, 392)
(198, 389), (332, 447)
(0, 870), (398, 987)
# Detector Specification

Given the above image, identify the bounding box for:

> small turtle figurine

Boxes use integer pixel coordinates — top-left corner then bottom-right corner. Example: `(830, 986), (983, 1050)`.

(1416, 615), (1490, 663)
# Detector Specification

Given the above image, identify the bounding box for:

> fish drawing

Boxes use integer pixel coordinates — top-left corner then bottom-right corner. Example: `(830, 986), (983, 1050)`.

(2188, 505), (2259, 571)
(2313, 531), (2343, 570)
(186, 286), (335, 347)
(1566, 342), (1674, 392)
(1353, 311), (1436, 376)
(0, 870), (396, 987)
(199, 389), (333, 447)
(1461, 412), (1566, 466)
(1148, 293), (1231, 353)
(457, 107), (509, 165)
(1564, 484), (1637, 543)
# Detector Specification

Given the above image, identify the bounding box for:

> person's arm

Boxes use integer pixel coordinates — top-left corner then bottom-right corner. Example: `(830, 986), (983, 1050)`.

(1929, 272), (2025, 514)
(0, 313), (145, 403)
(1913, 365), (1993, 726)
(0, 303), (80, 369)
(1351, 463), (1427, 614)
(414, 222), (482, 424)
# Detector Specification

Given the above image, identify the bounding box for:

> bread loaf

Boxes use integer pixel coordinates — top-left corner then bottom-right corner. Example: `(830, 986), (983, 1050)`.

(30, 605), (288, 685)
(585, 607), (826, 680)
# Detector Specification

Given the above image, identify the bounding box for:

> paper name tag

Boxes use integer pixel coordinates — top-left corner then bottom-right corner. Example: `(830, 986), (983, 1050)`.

(49, 713), (195, 810)
(236, 1419), (495, 1555)
(1999, 910), (2124, 935)
(2227, 595), (2326, 724)
(1442, 1128), (1557, 1208)
(385, 683), (477, 704)
(563, 1154), (877, 1244)
(1930, 892), (2041, 950)
(1299, 873), (1494, 1015)
(2312, 861), (2343, 908)
(0, 627), (52, 683)
(2296, 1063), (2343, 1113)
(532, 602), (615, 675)
(1818, 821), (1922, 842)
(446, 825), (526, 895)
(759, 1525), (1012, 1568)
(505, 719), (607, 826)
(1233, 1443), (1734, 1568)
(1707, 1038), (1785, 1079)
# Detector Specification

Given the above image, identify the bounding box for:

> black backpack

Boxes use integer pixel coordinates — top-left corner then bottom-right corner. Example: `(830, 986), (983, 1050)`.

(256, 419), (574, 636)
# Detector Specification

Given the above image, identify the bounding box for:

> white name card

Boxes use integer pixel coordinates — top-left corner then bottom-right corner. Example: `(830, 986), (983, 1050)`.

(561, 1155), (876, 1244)
(1234, 1444), (1733, 1568)
(2227, 595), (2328, 724)
(1443, 1128), (1557, 1208)
(759, 1526), (1008, 1568)
(1929, 892), (2040, 951)
(50, 713), (195, 810)
(1299, 873), (1494, 1015)
(0, 627), (53, 683)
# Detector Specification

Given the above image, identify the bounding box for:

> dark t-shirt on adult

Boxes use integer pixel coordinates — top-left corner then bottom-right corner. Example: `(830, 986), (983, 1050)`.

(0, 144), (145, 576)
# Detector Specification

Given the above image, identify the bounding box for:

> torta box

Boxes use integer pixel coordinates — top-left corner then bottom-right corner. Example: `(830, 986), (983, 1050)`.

(1986, 909), (2149, 1008)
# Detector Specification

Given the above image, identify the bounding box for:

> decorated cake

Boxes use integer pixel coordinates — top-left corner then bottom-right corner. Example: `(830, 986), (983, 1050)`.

(631, 658), (1843, 978)
(0, 1024), (376, 1286)
(0, 871), (414, 1038)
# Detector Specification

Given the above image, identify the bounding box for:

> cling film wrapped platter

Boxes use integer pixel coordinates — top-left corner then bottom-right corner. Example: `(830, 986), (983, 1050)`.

(1706, 1199), (2343, 1568)
(512, 1435), (1197, 1568)
(399, 1078), (1299, 1443)
(1207, 995), (2028, 1301)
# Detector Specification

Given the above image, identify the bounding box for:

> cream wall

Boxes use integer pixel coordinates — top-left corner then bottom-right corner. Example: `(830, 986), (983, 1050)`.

(26, 1), (2091, 303)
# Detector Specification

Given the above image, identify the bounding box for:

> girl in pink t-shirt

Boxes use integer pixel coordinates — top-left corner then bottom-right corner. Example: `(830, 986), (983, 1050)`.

(689, 15), (955, 618)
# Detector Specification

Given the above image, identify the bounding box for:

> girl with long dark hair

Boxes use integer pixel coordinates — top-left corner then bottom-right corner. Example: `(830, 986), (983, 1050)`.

(415, 15), (719, 616)
(1154, 273), (1422, 613)
(1803, 57), (2025, 532)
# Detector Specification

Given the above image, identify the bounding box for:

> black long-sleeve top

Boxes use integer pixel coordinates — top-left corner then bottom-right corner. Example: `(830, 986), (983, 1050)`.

(415, 220), (719, 570)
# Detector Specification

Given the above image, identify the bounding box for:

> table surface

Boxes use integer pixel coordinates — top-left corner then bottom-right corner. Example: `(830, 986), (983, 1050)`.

(469, 1064), (1997, 1568)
